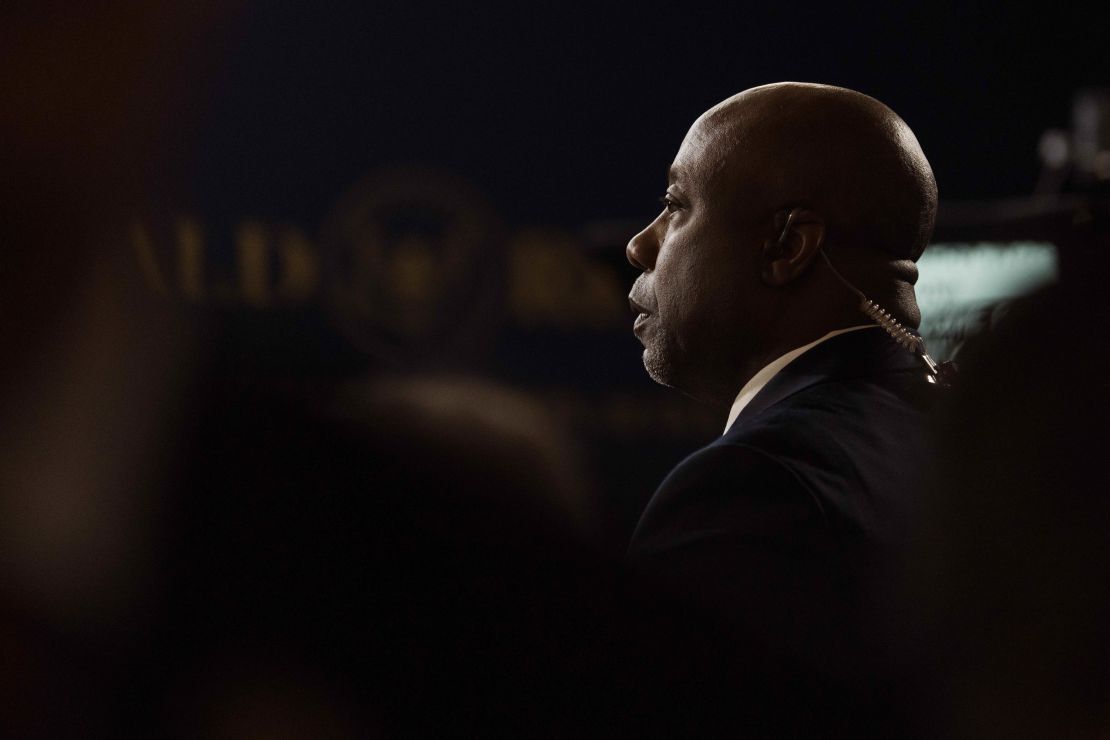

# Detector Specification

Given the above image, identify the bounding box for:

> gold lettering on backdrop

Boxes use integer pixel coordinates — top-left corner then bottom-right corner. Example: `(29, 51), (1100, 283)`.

(129, 167), (632, 333)
(130, 222), (169, 295)
(234, 222), (323, 306)
(509, 229), (625, 330)
(175, 217), (205, 300)
(235, 220), (270, 307)
(131, 219), (323, 305)
(128, 168), (639, 343)
(131, 214), (628, 330)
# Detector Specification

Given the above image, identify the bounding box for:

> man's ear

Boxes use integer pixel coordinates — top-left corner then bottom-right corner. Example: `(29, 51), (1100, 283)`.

(761, 208), (826, 286)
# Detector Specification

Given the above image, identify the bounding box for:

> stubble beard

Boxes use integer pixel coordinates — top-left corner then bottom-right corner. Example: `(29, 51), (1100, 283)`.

(641, 335), (682, 390)
(643, 326), (744, 405)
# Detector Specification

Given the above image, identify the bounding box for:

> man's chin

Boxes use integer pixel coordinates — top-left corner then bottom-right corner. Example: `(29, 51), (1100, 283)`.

(643, 347), (725, 404)
(642, 348), (679, 390)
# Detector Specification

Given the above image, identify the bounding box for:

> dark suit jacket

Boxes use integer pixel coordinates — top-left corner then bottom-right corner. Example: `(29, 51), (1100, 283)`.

(628, 327), (936, 734)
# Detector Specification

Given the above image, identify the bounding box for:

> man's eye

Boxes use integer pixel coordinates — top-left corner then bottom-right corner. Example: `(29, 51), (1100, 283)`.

(659, 194), (681, 214)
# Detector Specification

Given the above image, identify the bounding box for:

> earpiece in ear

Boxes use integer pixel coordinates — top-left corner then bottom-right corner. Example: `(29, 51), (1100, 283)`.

(765, 208), (800, 259)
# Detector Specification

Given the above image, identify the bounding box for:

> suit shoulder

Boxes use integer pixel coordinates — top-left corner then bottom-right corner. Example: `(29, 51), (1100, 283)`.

(725, 376), (928, 545)
(629, 441), (830, 557)
(664, 440), (820, 509)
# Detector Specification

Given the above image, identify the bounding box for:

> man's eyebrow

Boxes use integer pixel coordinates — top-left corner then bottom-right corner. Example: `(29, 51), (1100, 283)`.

(667, 164), (682, 184)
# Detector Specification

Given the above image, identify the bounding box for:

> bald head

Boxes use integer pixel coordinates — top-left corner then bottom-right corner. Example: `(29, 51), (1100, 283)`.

(627, 82), (937, 403)
(697, 82), (937, 261)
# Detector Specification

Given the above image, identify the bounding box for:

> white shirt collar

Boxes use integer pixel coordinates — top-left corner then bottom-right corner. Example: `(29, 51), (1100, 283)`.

(723, 325), (878, 435)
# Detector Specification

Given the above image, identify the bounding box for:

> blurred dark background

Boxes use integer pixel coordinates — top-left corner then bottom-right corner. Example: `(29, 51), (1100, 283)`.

(4, 0), (1109, 578)
(2, 4), (1110, 734)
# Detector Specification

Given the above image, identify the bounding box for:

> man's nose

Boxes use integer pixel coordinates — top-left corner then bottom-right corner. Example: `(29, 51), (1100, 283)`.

(626, 219), (660, 272)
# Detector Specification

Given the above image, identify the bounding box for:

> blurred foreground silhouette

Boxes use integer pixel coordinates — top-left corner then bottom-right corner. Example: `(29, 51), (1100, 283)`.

(906, 204), (1110, 739)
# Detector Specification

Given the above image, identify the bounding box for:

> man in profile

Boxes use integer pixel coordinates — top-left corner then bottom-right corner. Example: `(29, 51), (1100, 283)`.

(626, 82), (938, 733)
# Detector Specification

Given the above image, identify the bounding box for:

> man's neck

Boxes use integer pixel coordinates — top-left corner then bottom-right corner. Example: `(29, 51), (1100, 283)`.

(725, 317), (870, 400)
(722, 324), (878, 433)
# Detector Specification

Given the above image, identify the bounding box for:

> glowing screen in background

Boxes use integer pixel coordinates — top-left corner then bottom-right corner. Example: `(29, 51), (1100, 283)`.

(916, 242), (1059, 361)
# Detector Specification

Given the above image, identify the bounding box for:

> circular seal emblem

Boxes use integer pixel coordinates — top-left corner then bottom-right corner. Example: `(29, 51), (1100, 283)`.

(320, 166), (505, 367)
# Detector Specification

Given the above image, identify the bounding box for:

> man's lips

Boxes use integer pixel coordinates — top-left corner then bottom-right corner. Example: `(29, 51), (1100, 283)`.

(629, 296), (654, 334)
(629, 296), (654, 316)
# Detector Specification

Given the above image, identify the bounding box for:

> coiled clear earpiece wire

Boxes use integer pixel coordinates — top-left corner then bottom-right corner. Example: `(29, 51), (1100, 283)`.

(858, 299), (923, 353)
(817, 250), (927, 355)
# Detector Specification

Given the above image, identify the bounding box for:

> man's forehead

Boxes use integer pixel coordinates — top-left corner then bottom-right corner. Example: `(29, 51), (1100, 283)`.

(681, 114), (725, 153)
(670, 115), (741, 187)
